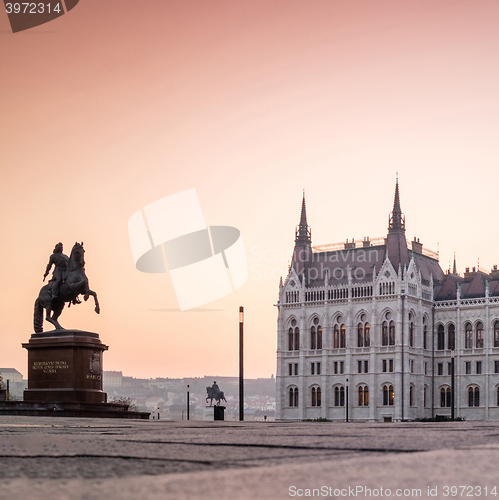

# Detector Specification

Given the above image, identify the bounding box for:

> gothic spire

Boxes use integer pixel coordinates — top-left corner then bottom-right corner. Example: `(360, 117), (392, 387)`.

(300, 190), (307, 227)
(295, 190), (311, 244)
(388, 176), (405, 233)
(453, 252), (457, 275)
(386, 177), (409, 271)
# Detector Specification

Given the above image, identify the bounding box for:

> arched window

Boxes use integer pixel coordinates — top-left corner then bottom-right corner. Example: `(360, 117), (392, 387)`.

(364, 323), (370, 347)
(424, 387), (427, 407)
(334, 325), (339, 348)
(389, 321), (395, 345)
(317, 387), (321, 407)
(468, 386), (480, 407)
(340, 324), (346, 348)
(410, 385), (414, 406)
(288, 321), (299, 351)
(357, 323), (364, 347)
(288, 328), (293, 351)
(494, 321), (499, 348)
(294, 387), (299, 407)
(289, 387), (294, 406)
(476, 322), (484, 348)
(448, 324), (455, 350)
(311, 387), (317, 406)
(334, 386), (345, 406)
(465, 323), (473, 349)
(317, 326), (322, 350)
(382, 321), (388, 346)
(311, 326), (316, 350)
(358, 386), (368, 406)
(409, 322), (414, 347)
(437, 325), (445, 350)
(423, 318), (427, 350)
(383, 385), (394, 406)
(440, 387), (451, 407)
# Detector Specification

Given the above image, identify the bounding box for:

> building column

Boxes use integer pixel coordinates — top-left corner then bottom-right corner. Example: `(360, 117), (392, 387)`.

(299, 303), (306, 420)
(322, 299), (329, 419)
(276, 304), (284, 420)
(370, 296), (377, 422)
(456, 302), (461, 419)
(485, 292), (490, 420)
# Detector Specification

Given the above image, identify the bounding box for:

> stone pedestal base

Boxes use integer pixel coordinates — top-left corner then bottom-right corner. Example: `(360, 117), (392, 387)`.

(214, 405), (225, 421)
(0, 400), (150, 419)
(203, 406), (226, 421)
(22, 330), (108, 404)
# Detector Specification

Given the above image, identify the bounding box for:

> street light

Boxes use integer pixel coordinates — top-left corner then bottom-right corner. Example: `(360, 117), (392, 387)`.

(239, 306), (244, 421)
(450, 350), (455, 421)
(346, 378), (349, 423)
(187, 384), (190, 421)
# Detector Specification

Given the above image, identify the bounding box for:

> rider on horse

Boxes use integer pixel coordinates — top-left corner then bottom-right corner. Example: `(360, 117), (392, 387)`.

(43, 242), (69, 299)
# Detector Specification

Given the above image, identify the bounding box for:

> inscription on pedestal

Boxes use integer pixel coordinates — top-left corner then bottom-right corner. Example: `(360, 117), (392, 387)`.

(32, 361), (69, 374)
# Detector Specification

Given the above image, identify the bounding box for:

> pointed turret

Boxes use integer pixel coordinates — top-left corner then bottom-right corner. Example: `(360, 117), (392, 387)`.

(453, 253), (457, 275)
(295, 190), (311, 244)
(386, 178), (409, 272)
(388, 177), (405, 233)
(292, 191), (312, 281)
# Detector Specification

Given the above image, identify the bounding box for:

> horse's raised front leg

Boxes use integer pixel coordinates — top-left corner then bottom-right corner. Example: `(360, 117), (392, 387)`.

(84, 289), (100, 314)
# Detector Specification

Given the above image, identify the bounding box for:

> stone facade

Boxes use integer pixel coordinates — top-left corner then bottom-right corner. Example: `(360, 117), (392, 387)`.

(276, 183), (499, 421)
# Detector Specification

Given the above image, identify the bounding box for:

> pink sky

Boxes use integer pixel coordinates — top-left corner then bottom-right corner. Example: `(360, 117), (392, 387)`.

(1, 0), (499, 379)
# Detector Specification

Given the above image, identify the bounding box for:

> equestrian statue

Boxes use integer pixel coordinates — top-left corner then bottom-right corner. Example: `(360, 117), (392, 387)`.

(34, 242), (100, 333)
(206, 381), (227, 406)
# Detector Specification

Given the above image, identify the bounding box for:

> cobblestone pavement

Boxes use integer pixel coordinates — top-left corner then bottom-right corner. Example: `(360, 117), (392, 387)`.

(1, 417), (499, 499)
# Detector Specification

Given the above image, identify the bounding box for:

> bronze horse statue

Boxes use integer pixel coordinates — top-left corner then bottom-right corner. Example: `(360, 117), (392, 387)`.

(206, 386), (227, 407)
(34, 242), (100, 333)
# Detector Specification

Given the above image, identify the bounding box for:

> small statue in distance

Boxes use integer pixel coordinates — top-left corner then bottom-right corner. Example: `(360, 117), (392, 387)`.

(34, 242), (100, 333)
(206, 381), (227, 407)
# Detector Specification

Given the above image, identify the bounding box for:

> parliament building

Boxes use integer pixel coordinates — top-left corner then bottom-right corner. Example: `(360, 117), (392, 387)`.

(276, 182), (499, 421)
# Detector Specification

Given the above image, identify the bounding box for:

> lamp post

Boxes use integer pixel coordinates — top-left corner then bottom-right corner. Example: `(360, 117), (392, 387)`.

(451, 350), (455, 421)
(239, 306), (244, 421)
(346, 378), (349, 423)
(187, 384), (190, 421)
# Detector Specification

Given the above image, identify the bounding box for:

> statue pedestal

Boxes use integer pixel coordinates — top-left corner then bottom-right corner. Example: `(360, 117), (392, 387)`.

(214, 405), (225, 421)
(203, 406), (225, 421)
(22, 330), (108, 404)
(0, 330), (150, 419)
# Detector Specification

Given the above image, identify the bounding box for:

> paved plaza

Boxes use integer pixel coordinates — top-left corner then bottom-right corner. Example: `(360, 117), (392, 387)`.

(1, 417), (499, 499)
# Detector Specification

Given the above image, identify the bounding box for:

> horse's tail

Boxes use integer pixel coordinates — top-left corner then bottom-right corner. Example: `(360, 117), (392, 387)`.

(34, 298), (43, 333)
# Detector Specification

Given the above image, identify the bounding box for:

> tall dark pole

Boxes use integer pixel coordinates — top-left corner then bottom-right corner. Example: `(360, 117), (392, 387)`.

(451, 350), (455, 421)
(346, 378), (349, 423)
(187, 384), (190, 421)
(239, 306), (244, 421)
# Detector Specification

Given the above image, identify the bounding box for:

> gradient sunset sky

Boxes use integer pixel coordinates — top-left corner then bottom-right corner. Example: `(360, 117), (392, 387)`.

(1, 0), (499, 379)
